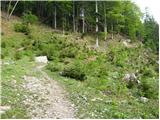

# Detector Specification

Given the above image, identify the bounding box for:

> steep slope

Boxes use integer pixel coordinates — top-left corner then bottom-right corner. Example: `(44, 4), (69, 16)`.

(1, 14), (159, 119)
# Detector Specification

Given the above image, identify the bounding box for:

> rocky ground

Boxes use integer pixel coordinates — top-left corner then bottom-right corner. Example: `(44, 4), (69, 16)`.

(21, 63), (76, 119)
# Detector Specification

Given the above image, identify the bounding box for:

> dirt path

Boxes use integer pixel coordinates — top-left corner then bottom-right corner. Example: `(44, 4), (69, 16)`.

(22, 63), (76, 119)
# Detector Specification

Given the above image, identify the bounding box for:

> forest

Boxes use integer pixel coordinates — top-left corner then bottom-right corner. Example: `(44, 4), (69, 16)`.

(1, 0), (159, 119)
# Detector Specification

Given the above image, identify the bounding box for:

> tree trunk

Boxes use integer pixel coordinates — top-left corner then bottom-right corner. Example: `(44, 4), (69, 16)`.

(111, 23), (113, 39)
(7, 1), (12, 20)
(95, 0), (99, 48)
(104, 2), (107, 40)
(82, 16), (85, 33)
(73, 1), (75, 32)
(76, 6), (78, 32)
(54, 5), (57, 29)
(82, 8), (85, 33)
(8, 0), (19, 20)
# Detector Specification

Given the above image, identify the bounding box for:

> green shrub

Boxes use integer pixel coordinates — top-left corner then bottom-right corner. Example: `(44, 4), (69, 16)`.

(22, 11), (38, 24)
(46, 62), (60, 72)
(60, 47), (78, 58)
(1, 41), (6, 48)
(1, 32), (4, 36)
(61, 63), (86, 81)
(98, 32), (107, 40)
(14, 52), (23, 60)
(14, 23), (30, 35)
(21, 39), (32, 47)
(1, 49), (9, 59)
(35, 43), (59, 61)
(140, 78), (158, 99)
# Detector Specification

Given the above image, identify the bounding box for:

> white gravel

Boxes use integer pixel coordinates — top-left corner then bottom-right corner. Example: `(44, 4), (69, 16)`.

(22, 64), (76, 119)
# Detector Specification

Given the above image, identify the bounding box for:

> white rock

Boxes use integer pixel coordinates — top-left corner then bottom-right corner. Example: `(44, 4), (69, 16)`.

(123, 41), (129, 47)
(35, 56), (48, 64)
(140, 97), (149, 103)
(123, 73), (130, 82)
(126, 39), (131, 43)
(0, 106), (11, 114)
(123, 73), (137, 82)
(137, 80), (141, 84)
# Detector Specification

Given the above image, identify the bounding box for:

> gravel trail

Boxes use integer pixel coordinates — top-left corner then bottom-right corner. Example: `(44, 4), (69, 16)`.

(22, 64), (76, 119)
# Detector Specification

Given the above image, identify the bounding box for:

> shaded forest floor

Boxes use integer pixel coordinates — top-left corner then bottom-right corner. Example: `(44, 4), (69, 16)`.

(1, 13), (159, 119)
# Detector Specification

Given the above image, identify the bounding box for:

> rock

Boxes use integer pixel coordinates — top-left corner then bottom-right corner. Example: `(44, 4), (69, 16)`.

(156, 61), (159, 64)
(137, 80), (141, 84)
(22, 75), (27, 80)
(0, 106), (11, 114)
(35, 56), (48, 64)
(11, 75), (15, 78)
(123, 73), (141, 85)
(91, 97), (103, 102)
(123, 73), (137, 81)
(126, 39), (131, 43)
(123, 41), (129, 47)
(105, 100), (113, 104)
(3, 60), (15, 65)
(0, 106), (11, 111)
(140, 97), (149, 103)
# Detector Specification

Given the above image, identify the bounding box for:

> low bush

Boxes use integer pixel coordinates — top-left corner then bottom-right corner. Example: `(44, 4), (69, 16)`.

(61, 63), (86, 81)
(1, 41), (6, 48)
(46, 62), (60, 72)
(140, 78), (158, 99)
(21, 39), (32, 48)
(98, 32), (107, 40)
(14, 23), (30, 35)
(22, 11), (38, 24)
(14, 51), (23, 60)
(60, 47), (78, 58)
(1, 32), (4, 36)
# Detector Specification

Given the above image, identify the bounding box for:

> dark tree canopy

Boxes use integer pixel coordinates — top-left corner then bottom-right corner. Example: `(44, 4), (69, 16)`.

(1, 1), (159, 51)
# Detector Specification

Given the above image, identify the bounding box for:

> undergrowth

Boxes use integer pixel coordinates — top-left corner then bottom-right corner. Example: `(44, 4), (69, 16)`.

(1, 15), (159, 119)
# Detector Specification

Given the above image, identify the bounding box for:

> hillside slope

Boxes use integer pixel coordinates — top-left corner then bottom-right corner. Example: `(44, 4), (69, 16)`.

(1, 14), (159, 119)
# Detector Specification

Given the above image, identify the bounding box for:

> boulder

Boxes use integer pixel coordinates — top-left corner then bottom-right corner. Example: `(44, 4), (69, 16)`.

(123, 73), (140, 84)
(123, 73), (136, 81)
(140, 97), (149, 103)
(35, 56), (48, 64)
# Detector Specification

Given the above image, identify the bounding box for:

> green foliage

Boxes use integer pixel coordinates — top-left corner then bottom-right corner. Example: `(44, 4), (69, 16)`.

(143, 9), (159, 52)
(14, 23), (30, 35)
(22, 11), (38, 24)
(36, 44), (59, 61)
(140, 78), (158, 99)
(1, 31), (4, 36)
(14, 52), (23, 60)
(61, 62), (86, 81)
(1, 6), (158, 118)
(1, 41), (6, 48)
(98, 32), (107, 40)
(46, 62), (61, 72)
(1, 58), (35, 118)
(60, 47), (78, 58)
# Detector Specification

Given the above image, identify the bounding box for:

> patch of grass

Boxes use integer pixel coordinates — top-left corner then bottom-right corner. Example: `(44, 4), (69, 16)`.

(1, 57), (35, 119)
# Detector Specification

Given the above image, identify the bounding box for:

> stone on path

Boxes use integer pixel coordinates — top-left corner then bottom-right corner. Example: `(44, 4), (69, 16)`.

(35, 56), (48, 64)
